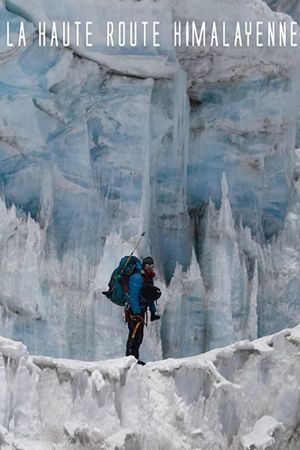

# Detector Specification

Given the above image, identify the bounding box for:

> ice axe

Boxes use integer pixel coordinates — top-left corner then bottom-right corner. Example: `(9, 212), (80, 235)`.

(122, 231), (146, 273)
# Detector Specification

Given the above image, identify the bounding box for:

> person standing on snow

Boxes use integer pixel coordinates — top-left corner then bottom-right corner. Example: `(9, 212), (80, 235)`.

(125, 256), (160, 365)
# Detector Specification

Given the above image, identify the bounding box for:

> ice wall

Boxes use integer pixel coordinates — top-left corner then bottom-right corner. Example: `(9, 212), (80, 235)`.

(264, 0), (300, 149)
(2, 326), (300, 449)
(266, 0), (300, 23)
(0, 198), (163, 361)
(2, 0), (298, 250)
(162, 175), (260, 356)
(258, 148), (300, 336)
(0, 0), (299, 360)
(2, 165), (300, 361)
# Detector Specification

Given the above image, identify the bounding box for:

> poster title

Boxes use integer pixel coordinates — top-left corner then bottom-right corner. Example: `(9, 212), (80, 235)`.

(4, 20), (299, 48)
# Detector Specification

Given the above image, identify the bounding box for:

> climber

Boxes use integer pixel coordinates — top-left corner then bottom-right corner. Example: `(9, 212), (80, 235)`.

(125, 256), (161, 365)
(142, 256), (156, 285)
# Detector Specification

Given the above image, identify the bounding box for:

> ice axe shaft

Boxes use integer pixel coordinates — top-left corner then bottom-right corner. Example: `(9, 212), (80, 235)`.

(131, 231), (146, 256)
(122, 231), (146, 272)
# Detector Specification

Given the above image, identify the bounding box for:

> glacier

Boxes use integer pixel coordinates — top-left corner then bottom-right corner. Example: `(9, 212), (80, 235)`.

(1, 326), (300, 449)
(0, 0), (299, 364)
(266, 0), (300, 24)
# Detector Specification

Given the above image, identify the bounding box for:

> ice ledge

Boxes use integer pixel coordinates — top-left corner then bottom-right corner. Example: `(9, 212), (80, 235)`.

(0, 336), (28, 360)
(0, 320), (292, 374)
(1, 325), (300, 449)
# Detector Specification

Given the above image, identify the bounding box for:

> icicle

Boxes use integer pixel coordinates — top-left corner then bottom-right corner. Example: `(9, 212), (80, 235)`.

(247, 259), (258, 341)
(172, 67), (189, 208)
(221, 172), (229, 200)
(161, 263), (184, 358)
(219, 172), (235, 239)
(38, 167), (53, 229)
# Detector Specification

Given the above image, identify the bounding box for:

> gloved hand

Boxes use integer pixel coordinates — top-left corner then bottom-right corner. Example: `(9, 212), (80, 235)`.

(151, 312), (160, 322)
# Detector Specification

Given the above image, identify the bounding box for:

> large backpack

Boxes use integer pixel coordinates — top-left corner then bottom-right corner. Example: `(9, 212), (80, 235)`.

(102, 255), (142, 307)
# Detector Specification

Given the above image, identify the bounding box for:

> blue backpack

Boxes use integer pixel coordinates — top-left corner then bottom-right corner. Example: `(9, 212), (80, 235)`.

(102, 256), (142, 306)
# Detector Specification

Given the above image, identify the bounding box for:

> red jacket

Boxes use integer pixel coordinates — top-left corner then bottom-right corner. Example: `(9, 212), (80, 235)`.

(142, 270), (155, 285)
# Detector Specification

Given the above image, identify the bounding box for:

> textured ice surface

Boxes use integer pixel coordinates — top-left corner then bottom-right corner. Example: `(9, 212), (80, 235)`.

(241, 416), (284, 449)
(265, 0), (300, 149)
(1, 326), (300, 449)
(2, 167), (300, 360)
(266, 0), (300, 23)
(0, 0), (299, 359)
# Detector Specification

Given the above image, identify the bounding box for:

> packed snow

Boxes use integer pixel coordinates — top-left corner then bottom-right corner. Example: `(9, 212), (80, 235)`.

(1, 326), (300, 449)
(0, 0), (299, 419)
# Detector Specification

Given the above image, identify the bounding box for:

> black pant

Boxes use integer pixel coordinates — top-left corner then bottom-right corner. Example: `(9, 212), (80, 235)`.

(126, 313), (144, 360)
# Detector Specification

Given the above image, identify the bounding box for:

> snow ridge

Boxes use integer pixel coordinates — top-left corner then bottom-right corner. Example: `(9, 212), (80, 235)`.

(1, 326), (300, 449)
